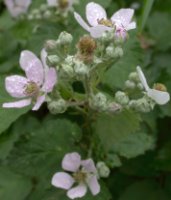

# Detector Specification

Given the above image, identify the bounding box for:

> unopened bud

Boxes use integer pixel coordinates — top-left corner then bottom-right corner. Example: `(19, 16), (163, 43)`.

(125, 80), (136, 89)
(106, 46), (115, 58)
(115, 91), (129, 105)
(89, 93), (108, 111)
(113, 47), (124, 58)
(129, 72), (139, 82)
(47, 55), (60, 65)
(48, 99), (67, 114)
(96, 162), (110, 178)
(62, 63), (74, 77)
(74, 60), (89, 76)
(45, 40), (57, 52)
(57, 31), (73, 45)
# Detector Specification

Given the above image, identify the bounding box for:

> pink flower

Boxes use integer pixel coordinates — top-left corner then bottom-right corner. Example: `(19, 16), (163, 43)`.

(52, 152), (100, 199)
(4, 0), (32, 18)
(3, 49), (57, 111)
(74, 2), (136, 39)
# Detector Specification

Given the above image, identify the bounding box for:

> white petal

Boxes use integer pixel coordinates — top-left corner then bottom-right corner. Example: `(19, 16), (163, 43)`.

(87, 175), (100, 195)
(86, 2), (107, 27)
(147, 89), (170, 105)
(5, 75), (28, 98)
(81, 159), (97, 173)
(19, 50), (44, 86)
(74, 12), (90, 32)
(3, 99), (31, 108)
(47, 0), (57, 6)
(111, 8), (134, 28)
(41, 48), (49, 75)
(127, 21), (136, 30)
(136, 66), (150, 91)
(32, 95), (46, 111)
(62, 152), (81, 172)
(90, 25), (112, 38)
(42, 68), (57, 93)
(51, 172), (75, 190)
(67, 184), (87, 199)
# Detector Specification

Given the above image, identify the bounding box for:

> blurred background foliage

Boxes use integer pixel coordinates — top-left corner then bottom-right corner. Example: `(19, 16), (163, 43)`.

(0, 0), (171, 199)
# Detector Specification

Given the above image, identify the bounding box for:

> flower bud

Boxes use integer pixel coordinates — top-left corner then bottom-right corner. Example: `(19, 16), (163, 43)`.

(106, 46), (115, 58)
(43, 10), (52, 19)
(48, 99), (67, 114)
(74, 60), (89, 76)
(40, 4), (48, 12)
(47, 55), (60, 65)
(115, 91), (129, 105)
(129, 72), (139, 82)
(113, 47), (124, 58)
(96, 162), (110, 178)
(137, 83), (144, 90)
(65, 55), (74, 65)
(44, 40), (57, 52)
(57, 31), (73, 46)
(61, 63), (74, 78)
(125, 80), (136, 89)
(107, 102), (122, 113)
(89, 93), (108, 111)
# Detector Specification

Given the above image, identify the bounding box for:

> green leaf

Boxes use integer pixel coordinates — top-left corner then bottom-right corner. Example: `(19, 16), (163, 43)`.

(0, 76), (30, 135)
(119, 180), (170, 200)
(93, 110), (141, 154)
(113, 132), (155, 159)
(0, 167), (32, 200)
(139, 0), (155, 32)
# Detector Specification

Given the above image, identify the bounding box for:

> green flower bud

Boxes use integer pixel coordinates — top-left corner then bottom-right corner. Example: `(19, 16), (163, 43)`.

(48, 99), (67, 114)
(113, 47), (124, 58)
(74, 60), (89, 76)
(89, 93), (108, 111)
(115, 91), (129, 105)
(129, 72), (139, 82)
(106, 46), (115, 58)
(108, 102), (122, 113)
(65, 55), (74, 65)
(40, 4), (48, 12)
(57, 31), (73, 45)
(125, 80), (136, 89)
(137, 83), (144, 90)
(62, 63), (74, 77)
(96, 162), (110, 178)
(47, 55), (60, 65)
(43, 10), (52, 19)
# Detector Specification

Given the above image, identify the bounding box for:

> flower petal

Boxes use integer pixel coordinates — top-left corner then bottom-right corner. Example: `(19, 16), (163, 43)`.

(127, 21), (136, 30)
(87, 175), (100, 195)
(3, 99), (31, 108)
(86, 2), (107, 27)
(62, 152), (81, 172)
(136, 66), (150, 91)
(90, 25), (113, 38)
(19, 50), (44, 86)
(47, 0), (57, 7)
(40, 49), (49, 75)
(147, 89), (170, 105)
(42, 68), (57, 93)
(74, 12), (90, 32)
(67, 184), (87, 199)
(81, 159), (97, 173)
(51, 172), (75, 190)
(111, 8), (135, 28)
(32, 95), (46, 111)
(16, 0), (32, 8)
(5, 75), (28, 98)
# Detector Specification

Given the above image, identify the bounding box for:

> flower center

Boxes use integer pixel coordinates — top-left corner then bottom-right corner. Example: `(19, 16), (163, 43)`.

(58, 0), (69, 9)
(98, 18), (113, 27)
(24, 82), (39, 96)
(153, 83), (167, 92)
(73, 171), (87, 183)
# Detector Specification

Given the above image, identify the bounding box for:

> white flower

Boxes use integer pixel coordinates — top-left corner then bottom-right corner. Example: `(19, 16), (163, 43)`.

(52, 152), (100, 199)
(74, 2), (136, 38)
(4, 0), (32, 18)
(136, 66), (170, 105)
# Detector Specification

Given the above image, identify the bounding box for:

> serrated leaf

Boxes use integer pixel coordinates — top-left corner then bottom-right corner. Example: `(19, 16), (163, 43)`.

(113, 132), (155, 159)
(93, 110), (141, 153)
(0, 167), (32, 200)
(0, 76), (30, 135)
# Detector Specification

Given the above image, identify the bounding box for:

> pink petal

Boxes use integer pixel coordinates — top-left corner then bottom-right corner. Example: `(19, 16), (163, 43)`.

(51, 172), (75, 190)
(19, 50), (44, 86)
(5, 75), (28, 98)
(42, 68), (57, 93)
(32, 95), (46, 111)
(86, 2), (107, 27)
(3, 99), (31, 108)
(74, 12), (90, 32)
(62, 152), (81, 172)
(67, 184), (87, 199)
(111, 8), (134, 28)
(87, 175), (100, 195)
(81, 159), (97, 173)
(90, 25), (113, 38)
(40, 49), (49, 74)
